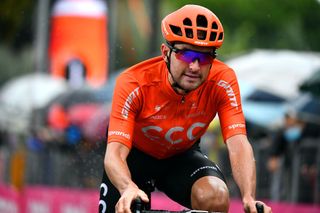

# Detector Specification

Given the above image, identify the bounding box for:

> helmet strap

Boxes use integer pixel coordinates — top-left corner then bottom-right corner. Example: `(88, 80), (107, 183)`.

(165, 45), (190, 93)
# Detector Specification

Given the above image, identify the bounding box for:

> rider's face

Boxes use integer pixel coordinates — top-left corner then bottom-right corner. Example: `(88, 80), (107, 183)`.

(161, 43), (213, 94)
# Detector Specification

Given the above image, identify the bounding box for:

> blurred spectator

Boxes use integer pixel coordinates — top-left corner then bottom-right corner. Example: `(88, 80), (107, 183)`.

(267, 110), (320, 202)
(47, 104), (70, 131)
(26, 129), (45, 152)
(65, 59), (87, 89)
(65, 123), (82, 146)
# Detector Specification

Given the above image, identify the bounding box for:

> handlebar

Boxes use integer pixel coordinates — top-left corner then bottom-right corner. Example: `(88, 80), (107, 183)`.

(255, 202), (264, 213)
(131, 198), (265, 213)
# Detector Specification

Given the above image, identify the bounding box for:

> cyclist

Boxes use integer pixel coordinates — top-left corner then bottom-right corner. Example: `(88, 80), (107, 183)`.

(99, 4), (272, 213)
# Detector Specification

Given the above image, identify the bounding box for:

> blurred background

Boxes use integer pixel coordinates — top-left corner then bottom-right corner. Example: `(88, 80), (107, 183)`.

(0, 0), (320, 212)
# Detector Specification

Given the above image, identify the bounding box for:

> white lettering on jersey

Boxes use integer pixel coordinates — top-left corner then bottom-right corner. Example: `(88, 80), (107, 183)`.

(150, 115), (167, 120)
(228, 123), (245, 130)
(187, 122), (206, 140)
(121, 87), (139, 119)
(108, 131), (131, 140)
(142, 122), (206, 145)
(186, 111), (205, 118)
(142, 126), (162, 141)
(217, 80), (238, 109)
(166, 127), (184, 144)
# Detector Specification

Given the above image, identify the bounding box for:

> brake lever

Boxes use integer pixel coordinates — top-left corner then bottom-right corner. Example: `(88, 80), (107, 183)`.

(256, 202), (264, 213)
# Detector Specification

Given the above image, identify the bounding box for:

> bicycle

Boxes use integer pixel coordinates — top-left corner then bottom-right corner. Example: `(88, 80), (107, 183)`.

(131, 197), (264, 213)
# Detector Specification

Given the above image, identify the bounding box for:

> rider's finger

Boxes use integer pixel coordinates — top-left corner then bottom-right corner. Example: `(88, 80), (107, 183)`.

(138, 190), (149, 202)
(116, 197), (132, 213)
(264, 204), (272, 213)
(115, 200), (124, 213)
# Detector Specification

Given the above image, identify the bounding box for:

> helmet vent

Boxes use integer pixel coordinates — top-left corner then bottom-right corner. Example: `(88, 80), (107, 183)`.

(185, 28), (193, 38)
(210, 32), (217, 41)
(183, 18), (192, 26)
(196, 15), (208, 27)
(170, 25), (182, 36)
(218, 32), (224, 40)
(197, 30), (207, 40)
(212, 22), (218, 30)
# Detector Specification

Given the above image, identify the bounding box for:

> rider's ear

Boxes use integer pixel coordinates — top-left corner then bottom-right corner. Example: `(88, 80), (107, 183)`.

(161, 44), (169, 62)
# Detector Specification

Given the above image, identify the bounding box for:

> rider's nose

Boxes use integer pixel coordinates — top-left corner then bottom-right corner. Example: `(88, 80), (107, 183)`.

(189, 59), (201, 71)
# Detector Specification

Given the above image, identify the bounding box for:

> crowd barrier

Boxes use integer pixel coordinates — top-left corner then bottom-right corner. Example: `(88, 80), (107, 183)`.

(1, 134), (319, 211)
(1, 184), (320, 213)
(254, 137), (319, 203)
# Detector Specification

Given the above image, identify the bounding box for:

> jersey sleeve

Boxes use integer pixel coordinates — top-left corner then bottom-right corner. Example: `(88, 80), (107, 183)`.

(216, 68), (247, 141)
(107, 72), (142, 149)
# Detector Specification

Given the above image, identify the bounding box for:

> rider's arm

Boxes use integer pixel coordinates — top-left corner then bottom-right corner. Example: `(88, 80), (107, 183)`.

(104, 141), (149, 210)
(226, 134), (256, 207)
(104, 142), (136, 194)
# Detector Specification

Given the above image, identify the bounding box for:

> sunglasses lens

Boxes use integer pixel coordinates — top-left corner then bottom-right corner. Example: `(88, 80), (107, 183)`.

(175, 50), (213, 65)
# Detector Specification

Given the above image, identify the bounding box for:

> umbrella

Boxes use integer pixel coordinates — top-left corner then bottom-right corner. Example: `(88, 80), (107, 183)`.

(44, 88), (107, 131)
(67, 103), (102, 129)
(299, 68), (320, 97)
(0, 73), (68, 133)
(43, 85), (109, 124)
(45, 86), (107, 109)
(45, 68), (124, 109)
(287, 93), (320, 125)
(239, 81), (286, 103)
(41, 69), (123, 133)
(46, 103), (103, 131)
(227, 49), (320, 99)
(238, 81), (287, 129)
(0, 73), (67, 112)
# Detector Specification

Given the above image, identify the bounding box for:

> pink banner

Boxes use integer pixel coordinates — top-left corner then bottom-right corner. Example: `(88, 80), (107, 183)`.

(152, 192), (320, 213)
(0, 184), (319, 212)
(22, 186), (99, 213)
(0, 184), (20, 213)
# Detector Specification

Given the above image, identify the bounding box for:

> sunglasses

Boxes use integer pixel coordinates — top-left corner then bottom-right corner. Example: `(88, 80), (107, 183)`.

(168, 44), (216, 65)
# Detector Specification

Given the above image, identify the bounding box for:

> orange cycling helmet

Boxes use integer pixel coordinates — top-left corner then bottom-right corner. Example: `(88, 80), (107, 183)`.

(161, 4), (224, 48)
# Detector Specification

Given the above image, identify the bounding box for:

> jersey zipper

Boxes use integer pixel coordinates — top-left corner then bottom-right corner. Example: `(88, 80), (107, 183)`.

(181, 95), (185, 104)
(167, 95), (186, 151)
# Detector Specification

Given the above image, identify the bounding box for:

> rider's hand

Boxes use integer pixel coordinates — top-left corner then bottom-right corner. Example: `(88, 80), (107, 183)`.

(115, 183), (149, 213)
(243, 196), (272, 213)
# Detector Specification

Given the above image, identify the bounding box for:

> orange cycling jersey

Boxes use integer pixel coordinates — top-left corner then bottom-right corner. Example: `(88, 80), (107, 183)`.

(107, 56), (246, 159)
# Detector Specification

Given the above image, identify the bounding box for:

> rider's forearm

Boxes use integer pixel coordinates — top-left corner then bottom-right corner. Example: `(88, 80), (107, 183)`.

(226, 135), (256, 201)
(104, 142), (138, 194)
